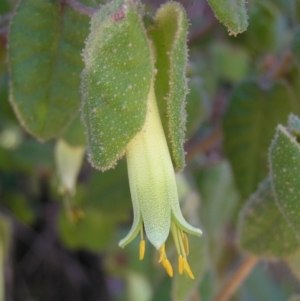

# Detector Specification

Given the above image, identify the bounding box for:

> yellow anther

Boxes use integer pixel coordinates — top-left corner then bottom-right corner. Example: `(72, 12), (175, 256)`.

(139, 240), (145, 260)
(69, 209), (85, 224)
(178, 255), (184, 275)
(183, 258), (195, 280)
(162, 259), (173, 277)
(182, 232), (189, 255)
(158, 244), (165, 263)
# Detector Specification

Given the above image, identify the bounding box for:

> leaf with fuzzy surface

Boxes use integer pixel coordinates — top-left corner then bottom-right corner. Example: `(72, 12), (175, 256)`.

(270, 125), (300, 240)
(206, 0), (248, 35)
(223, 80), (296, 200)
(148, 2), (189, 171)
(237, 178), (299, 258)
(9, 0), (89, 140)
(82, 0), (153, 170)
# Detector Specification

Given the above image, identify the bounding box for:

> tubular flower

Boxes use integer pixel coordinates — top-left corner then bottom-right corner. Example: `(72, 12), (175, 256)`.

(119, 83), (202, 279)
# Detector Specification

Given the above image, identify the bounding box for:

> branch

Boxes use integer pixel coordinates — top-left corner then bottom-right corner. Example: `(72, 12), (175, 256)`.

(212, 255), (259, 301)
(267, 50), (293, 81)
(64, 0), (96, 16)
(185, 128), (222, 162)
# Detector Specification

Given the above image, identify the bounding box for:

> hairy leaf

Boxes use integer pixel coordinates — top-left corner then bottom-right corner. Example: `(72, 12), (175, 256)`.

(82, 0), (153, 170)
(206, 0), (248, 35)
(9, 0), (89, 140)
(270, 125), (300, 240)
(148, 2), (189, 171)
(237, 178), (299, 258)
(223, 80), (296, 200)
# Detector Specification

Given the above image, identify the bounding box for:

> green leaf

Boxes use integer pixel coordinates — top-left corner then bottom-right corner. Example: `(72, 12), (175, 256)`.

(291, 26), (300, 67)
(185, 77), (209, 138)
(223, 80), (296, 200)
(206, 0), (248, 35)
(0, 214), (11, 260)
(9, 0), (89, 140)
(194, 161), (239, 263)
(240, 264), (287, 301)
(58, 207), (116, 251)
(288, 113), (300, 136)
(86, 159), (131, 215)
(0, 74), (15, 124)
(61, 115), (86, 147)
(270, 125), (300, 239)
(171, 235), (207, 301)
(237, 178), (299, 258)
(0, 214), (11, 301)
(0, 138), (53, 172)
(210, 42), (250, 83)
(242, 2), (282, 53)
(151, 277), (171, 301)
(82, 0), (153, 171)
(148, 2), (189, 171)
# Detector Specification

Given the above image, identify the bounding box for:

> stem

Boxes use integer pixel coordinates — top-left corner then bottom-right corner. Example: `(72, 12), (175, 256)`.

(185, 128), (222, 162)
(268, 50), (292, 81)
(213, 255), (259, 301)
(0, 247), (4, 301)
(64, 0), (96, 16)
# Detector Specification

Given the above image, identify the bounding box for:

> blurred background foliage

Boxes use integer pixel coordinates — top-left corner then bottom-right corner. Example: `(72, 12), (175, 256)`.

(2, 0), (300, 300)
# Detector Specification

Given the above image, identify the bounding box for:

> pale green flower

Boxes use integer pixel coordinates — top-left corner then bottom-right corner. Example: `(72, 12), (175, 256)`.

(119, 83), (202, 278)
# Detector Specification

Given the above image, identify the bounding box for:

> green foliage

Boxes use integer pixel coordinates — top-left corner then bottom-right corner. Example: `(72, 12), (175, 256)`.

(238, 178), (299, 258)
(185, 77), (209, 138)
(9, 0), (89, 140)
(58, 207), (116, 251)
(0, 214), (11, 260)
(172, 235), (207, 301)
(3, 0), (300, 299)
(269, 124), (300, 238)
(194, 161), (239, 264)
(242, 1), (282, 53)
(209, 42), (250, 83)
(223, 80), (296, 200)
(206, 0), (248, 35)
(62, 115), (86, 147)
(149, 2), (189, 171)
(292, 27), (300, 67)
(82, 0), (153, 170)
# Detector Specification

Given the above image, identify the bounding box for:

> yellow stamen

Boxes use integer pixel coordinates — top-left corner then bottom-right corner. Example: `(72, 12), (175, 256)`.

(162, 259), (173, 277)
(182, 232), (189, 255)
(139, 240), (145, 260)
(183, 258), (195, 280)
(158, 244), (165, 263)
(178, 255), (184, 275)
